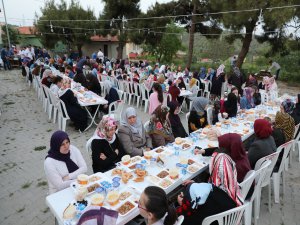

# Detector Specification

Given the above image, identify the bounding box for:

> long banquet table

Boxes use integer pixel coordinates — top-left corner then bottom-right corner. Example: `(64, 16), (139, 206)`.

(46, 105), (279, 225)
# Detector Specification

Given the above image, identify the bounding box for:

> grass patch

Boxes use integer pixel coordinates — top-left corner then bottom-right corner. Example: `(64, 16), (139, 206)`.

(46, 129), (52, 132)
(37, 181), (48, 187)
(9, 193), (14, 197)
(21, 182), (32, 189)
(4, 143), (9, 145)
(16, 206), (25, 213)
(34, 146), (46, 151)
(3, 102), (15, 105)
(10, 138), (15, 141)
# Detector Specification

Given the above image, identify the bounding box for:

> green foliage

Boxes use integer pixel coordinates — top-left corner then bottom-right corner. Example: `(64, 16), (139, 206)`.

(143, 23), (184, 63)
(36, 0), (96, 56)
(1, 25), (19, 46)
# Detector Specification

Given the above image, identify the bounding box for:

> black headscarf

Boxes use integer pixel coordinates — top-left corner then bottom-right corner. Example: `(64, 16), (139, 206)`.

(46, 130), (79, 173)
(168, 101), (182, 127)
(225, 93), (238, 118)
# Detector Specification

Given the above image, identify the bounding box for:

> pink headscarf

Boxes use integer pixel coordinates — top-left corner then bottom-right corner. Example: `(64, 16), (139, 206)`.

(216, 64), (225, 77)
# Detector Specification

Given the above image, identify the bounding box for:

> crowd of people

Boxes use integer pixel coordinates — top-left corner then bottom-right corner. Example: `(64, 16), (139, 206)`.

(21, 50), (298, 225)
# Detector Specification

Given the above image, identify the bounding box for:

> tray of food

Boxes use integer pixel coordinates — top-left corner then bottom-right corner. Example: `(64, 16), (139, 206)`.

(70, 173), (107, 195)
(156, 170), (169, 179)
(158, 178), (174, 190)
(187, 164), (201, 174)
(117, 200), (137, 217)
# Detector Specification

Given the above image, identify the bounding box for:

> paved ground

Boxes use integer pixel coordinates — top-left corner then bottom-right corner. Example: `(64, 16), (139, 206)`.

(0, 69), (299, 225)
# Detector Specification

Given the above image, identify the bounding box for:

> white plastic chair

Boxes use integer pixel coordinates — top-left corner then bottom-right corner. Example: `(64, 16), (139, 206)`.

(41, 85), (49, 112)
(206, 106), (213, 125)
(43, 86), (54, 120)
(203, 80), (211, 99)
(292, 124), (300, 162)
(47, 90), (60, 123)
(174, 215), (184, 225)
(239, 170), (256, 200)
(140, 84), (150, 113)
(117, 80), (127, 102)
(25, 66), (31, 86)
(124, 81), (134, 105)
(186, 112), (190, 125)
(108, 100), (124, 122)
(163, 92), (172, 106)
(202, 202), (248, 225)
(57, 99), (70, 132)
(117, 89), (124, 100)
(272, 140), (294, 203)
(35, 76), (42, 101)
(133, 82), (141, 108)
(144, 120), (150, 132)
(254, 150), (280, 213)
(244, 160), (271, 225)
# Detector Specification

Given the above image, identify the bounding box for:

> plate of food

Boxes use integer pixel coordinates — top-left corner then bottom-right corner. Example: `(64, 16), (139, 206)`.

(156, 170), (169, 179)
(147, 175), (161, 184)
(187, 164), (200, 174)
(155, 148), (165, 153)
(70, 173), (106, 194)
(158, 178), (173, 190)
(181, 143), (192, 151)
(117, 200), (137, 217)
(119, 190), (133, 202)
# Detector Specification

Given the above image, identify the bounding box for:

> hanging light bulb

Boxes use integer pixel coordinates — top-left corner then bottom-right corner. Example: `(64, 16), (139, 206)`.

(63, 28), (65, 34)
(94, 29), (96, 35)
(256, 9), (264, 25)
(50, 21), (53, 33)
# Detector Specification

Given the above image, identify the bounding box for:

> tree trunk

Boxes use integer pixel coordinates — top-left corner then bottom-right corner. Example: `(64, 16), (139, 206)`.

(117, 42), (124, 59)
(77, 44), (82, 58)
(186, 1), (197, 69)
(236, 22), (256, 68)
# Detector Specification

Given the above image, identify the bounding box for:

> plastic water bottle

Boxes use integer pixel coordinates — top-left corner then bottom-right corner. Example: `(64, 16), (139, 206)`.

(181, 164), (188, 175)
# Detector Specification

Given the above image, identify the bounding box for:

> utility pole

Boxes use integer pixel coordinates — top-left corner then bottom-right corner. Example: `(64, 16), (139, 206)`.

(1, 0), (11, 48)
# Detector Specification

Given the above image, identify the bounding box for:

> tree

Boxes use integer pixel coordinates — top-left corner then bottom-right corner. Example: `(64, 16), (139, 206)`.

(143, 23), (184, 62)
(99, 0), (141, 59)
(1, 25), (19, 47)
(210, 0), (299, 68)
(36, 0), (96, 56)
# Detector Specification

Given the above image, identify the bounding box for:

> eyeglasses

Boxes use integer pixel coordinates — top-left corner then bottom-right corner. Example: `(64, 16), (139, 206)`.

(138, 200), (148, 211)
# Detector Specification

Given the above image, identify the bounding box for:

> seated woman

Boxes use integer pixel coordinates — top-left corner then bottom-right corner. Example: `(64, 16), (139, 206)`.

(41, 69), (54, 88)
(240, 87), (255, 109)
(148, 105), (175, 148)
(157, 74), (166, 92)
(195, 133), (251, 183)
(91, 117), (125, 173)
(73, 68), (87, 88)
(118, 107), (152, 157)
(275, 100), (296, 142)
(102, 80), (120, 114)
(264, 117), (286, 148)
(58, 82), (88, 132)
(291, 94), (300, 125)
(251, 85), (261, 106)
(247, 119), (276, 168)
(149, 82), (163, 115)
(186, 78), (199, 109)
(176, 77), (186, 104)
(44, 131), (87, 194)
(212, 101), (228, 124)
(168, 80), (180, 103)
(188, 97), (209, 133)
(50, 76), (63, 96)
(246, 73), (258, 87)
(224, 92), (238, 118)
(177, 153), (241, 225)
(86, 73), (101, 96)
(167, 101), (188, 138)
(139, 186), (178, 225)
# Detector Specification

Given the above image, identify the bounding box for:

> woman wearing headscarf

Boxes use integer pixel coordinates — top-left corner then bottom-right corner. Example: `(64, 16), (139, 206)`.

(91, 117), (125, 173)
(168, 80), (180, 103)
(41, 69), (54, 88)
(246, 73), (258, 87)
(148, 105), (175, 148)
(240, 87), (255, 109)
(118, 107), (152, 157)
(101, 80), (120, 114)
(86, 73), (101, 96)
(228, 66), (244, 95)
(248, 119), (277, 168)
(58, 82), (88, 132)
(44, 131), (87, 194)
(157, 74), (166, 92)
(176, 77), (186, 105)
(291, 94), (300, 125)
(199, 67), (206, 79)
(224, 93), (238, 118)
(195, 133), (251, 183)
(186, 78), (199, 109)
(275, 100), (296, 142)
(210, 64), (226, 98)
(73, 68), (87, 88)
(167, 101), (188, 138)
(188, 97), (209, 133)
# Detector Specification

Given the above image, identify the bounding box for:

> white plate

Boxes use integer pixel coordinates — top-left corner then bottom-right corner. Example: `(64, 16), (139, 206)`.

(117, 200), (138, 217)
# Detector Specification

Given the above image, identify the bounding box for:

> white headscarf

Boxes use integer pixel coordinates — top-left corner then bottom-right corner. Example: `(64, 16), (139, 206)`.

(120, 107), (143, 137)
(216, 64), (225, 77)
(191, 97), (209, 113)
(186, 183), (213, 209)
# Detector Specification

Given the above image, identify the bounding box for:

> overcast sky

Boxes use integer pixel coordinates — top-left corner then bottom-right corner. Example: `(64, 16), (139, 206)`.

(0, 0), (172, 26)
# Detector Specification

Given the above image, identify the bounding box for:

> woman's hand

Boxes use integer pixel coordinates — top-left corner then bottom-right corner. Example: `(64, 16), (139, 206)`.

(100, 153), (107, 160)
(145, 147), (151, 152)
(177, 192), (184, 206)
(62, 175), (69, 181)
(194, 148), (205, 155)
(115, 149), (119, 155)
(182, 179), (194, 186)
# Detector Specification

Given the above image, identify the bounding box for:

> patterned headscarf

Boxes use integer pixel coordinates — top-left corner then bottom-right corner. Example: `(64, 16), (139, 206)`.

(275, 111), (295, 141)
(281, 99), (295, 115)
(244, 87), (255, 107)
(189, 78), (197, 88)
(209, 153), (243, 206)
(97, 117), (118, 141)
